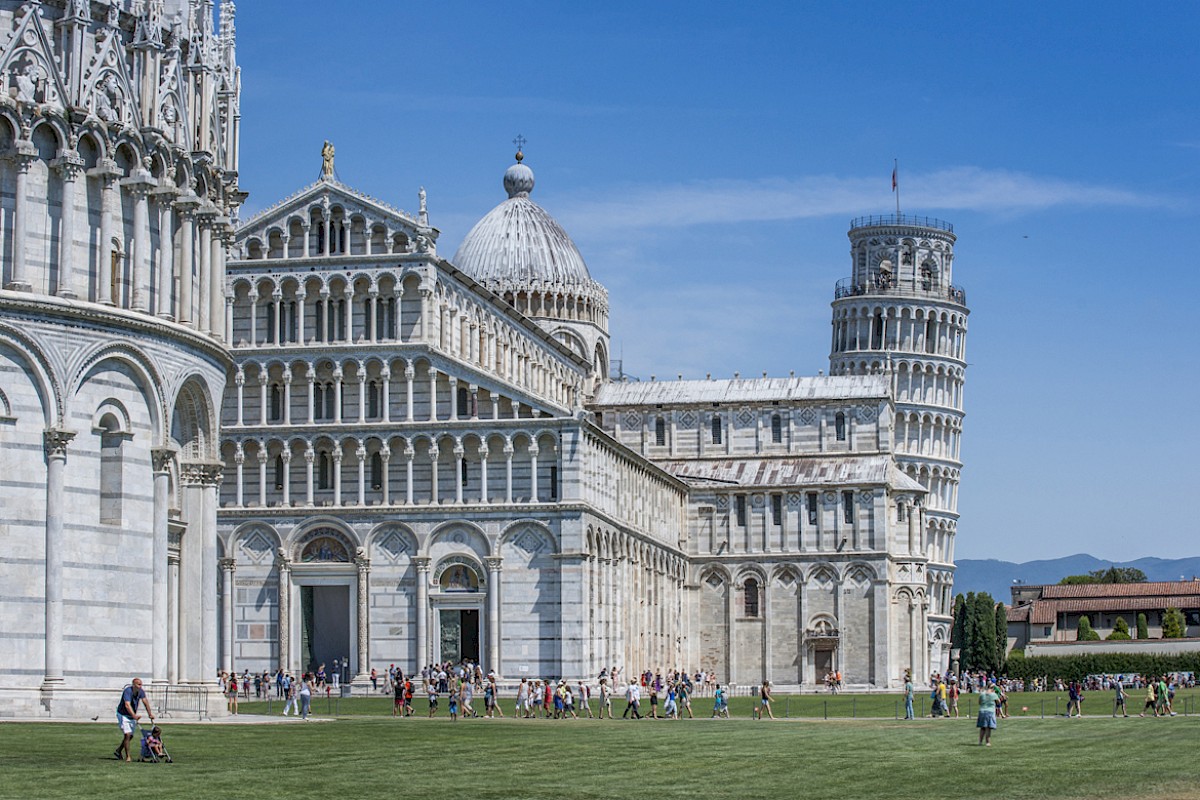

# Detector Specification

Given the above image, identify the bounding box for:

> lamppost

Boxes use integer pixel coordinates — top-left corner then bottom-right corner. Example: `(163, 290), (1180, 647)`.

(950, 648), (961, 680)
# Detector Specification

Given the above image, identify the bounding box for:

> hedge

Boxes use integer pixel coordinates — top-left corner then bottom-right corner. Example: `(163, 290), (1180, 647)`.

(1003, 652), (1200, 682)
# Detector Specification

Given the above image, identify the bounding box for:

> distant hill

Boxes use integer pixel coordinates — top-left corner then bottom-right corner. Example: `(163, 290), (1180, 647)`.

(954, 555), (1200, 601)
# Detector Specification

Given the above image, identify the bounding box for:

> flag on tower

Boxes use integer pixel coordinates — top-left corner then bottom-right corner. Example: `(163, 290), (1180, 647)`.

(892, 165), (897, 192)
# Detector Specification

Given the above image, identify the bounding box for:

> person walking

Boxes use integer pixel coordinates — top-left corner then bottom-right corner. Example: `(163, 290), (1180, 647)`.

(282, 674), (298, 716)
(976, 682), (999, 746)
(298, 672), (314, 720)
(114, 677), (155, 762)
(623, 679), (642, 719)
(904, 673), (915, 720)
(599, 677), (614, 719)
(1114, 678), (1128, 717)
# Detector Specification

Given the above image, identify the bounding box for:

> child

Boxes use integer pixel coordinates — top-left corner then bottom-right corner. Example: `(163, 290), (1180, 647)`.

(141, 725), (170, 762)
(448, 691), (459, 720)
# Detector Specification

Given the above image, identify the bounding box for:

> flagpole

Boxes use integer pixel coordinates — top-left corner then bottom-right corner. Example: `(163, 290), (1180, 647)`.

(894, 158), (900, 216)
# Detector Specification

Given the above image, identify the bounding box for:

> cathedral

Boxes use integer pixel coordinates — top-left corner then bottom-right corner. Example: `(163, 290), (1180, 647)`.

(0, 1), (966, 717)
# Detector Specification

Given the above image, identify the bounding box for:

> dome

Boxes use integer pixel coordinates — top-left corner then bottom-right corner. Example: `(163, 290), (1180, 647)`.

(454, 157), (593, 287)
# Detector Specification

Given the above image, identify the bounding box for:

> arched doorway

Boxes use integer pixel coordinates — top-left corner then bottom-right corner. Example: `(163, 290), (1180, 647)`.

(431, 556), (485, 665)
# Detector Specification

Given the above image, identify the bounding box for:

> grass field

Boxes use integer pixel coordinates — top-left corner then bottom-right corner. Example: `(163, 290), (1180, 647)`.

(2, 703), (1197, 800)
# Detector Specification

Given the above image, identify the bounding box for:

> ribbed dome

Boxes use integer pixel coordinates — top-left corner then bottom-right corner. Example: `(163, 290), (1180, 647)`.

(454, 159), (593, 286)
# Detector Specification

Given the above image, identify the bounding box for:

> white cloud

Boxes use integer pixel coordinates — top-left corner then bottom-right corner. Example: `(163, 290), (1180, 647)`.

(555, 167), (1163, 236)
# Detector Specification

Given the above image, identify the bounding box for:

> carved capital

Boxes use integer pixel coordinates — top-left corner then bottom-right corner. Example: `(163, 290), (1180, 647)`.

(151, 447), (176, 473)
(180, 460), (224, 487)
(412, 556), (432, 572)
(43, 429), (76, 459)
(219, 557), (237, 573)
(484, 556), (504, 573)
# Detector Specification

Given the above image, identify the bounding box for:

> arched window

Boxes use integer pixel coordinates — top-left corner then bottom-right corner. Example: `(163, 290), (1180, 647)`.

(771, 414), (783, 444)
(371, 452), (383, 490)
(368, 381), (381, 419)
(835, 411), (846, 441)
(711, 415), (722, 445)
(318, 452), (331, 490)
(98, 414), (124, 524)
(744, 578), (760, 618)
(457, 387), (469, 417)
(655, 417), (666, 447)
(270, 384), (283, 422)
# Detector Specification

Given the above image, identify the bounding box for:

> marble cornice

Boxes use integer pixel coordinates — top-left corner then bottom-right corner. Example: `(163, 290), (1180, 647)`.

(0, 292), (233, 367)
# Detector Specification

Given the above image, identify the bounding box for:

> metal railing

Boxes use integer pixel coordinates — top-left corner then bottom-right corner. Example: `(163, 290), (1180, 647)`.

(145, 684), (211, 721)
(834, 276), (966, 305)
(849, 214), (954, 233)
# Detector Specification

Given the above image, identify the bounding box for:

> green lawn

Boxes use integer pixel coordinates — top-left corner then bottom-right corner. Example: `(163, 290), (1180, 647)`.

(2, 711), (1197, 800)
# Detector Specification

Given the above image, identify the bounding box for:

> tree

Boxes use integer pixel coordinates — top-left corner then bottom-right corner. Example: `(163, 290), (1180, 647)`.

(994, 602), (1008, 668)
(965, 592), (998, 673)
(1106, 617), (1132, 641)
(1058, 566), (1148, 585)
(950, 594), (967, 654)
(1162, 607), (1185, 639)
(1137, 613), (1149, 640)
(1076, 615), (1101, 641)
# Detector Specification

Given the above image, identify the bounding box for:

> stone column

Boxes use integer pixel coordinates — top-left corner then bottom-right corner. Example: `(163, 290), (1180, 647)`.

(153, 186), (177, 316)
(257, 372), (268, 425)
(187, 462), (223, 685)
(504, 444), (514, 504)
(355, 551), (370, 680)
(379, 450), (390, 505)
(151, 448), (174, 683)
(529, 444), (539, 503)
(234, 445), (244, 506)
(280, 451), (292, 506)
(381, 369), (391, 424)
(479, 444), (489, 504)
(332, 450), (343, 506)
(356, 441), (367, 506)
(220, 557), (236, 674)
(304, 445), (315, 506)
(276, 550), (291, 671)
(368, 291), (379, 342)
(122, 172), (156, 311)
(301, 221), (311, 258)
(235, 369), (245, 426)
(405, 447), (415, 505)
(282, 372), (292, 426)
(485, 557), (503, 675)
(51, 155), (84, 298)
(414, 557), (431, 669)
(257, 446), (268, 507)
(6, 146), (36, 291)
(405, 365), (415, 422)
(175, 198), (198, 323)
(196, 215), (212, 331)
(453, 444), (464, 504)
(306, 368), (316, 423)
(41, 429), (75, 687)
(333, 368), (343, 424)
(357, 370), (366, 423)
(297, 289), (307, 346)
(210, 221), (228, 339)
(428, 369), (438, 422)
(342, 288), (352, 342)
(167, 551), (180, 682)
(428, 443), (440, 504)
(761, 580), (772, 684)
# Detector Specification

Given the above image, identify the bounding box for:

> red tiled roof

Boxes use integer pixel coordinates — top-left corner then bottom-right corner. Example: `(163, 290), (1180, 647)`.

(1013, 594), (1200, 627)
(1038, 581), (1200, 600)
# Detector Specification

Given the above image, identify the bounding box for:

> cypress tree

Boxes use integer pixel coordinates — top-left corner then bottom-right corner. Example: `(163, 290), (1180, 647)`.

(1136, 613), (1149, 639)
(1077, 615), (1100, 641)
(994, 602), (1008, 670)
(1162, 608), (1185, 639)
(950, 594), (967, 653)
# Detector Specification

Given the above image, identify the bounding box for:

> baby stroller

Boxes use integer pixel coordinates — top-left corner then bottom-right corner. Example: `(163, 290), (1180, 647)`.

(139, 724), (173, 763)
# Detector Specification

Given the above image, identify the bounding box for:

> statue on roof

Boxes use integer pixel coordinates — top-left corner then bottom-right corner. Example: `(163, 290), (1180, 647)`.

(321, 140), (335, 180)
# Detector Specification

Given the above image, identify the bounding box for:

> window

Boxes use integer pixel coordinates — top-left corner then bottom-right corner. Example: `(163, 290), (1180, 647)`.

(371, 452), (383, 490)
(274, 454), (285, 490)
(549, 465), (558, 501)
(897, 502), (906, 522)
(771, 494), (782, 526)
(380, 298), (396, 339)
(318, 452), (331, 490)
(368, 381), (381, 419)
(457, 387), (470, 417)
(99, 417), (124, 524)
(711, 415), (722, 445)
(835, 411), (846, 441)
(1043, 626), (1052, 637)
(806, 492), (818, 526)
(842, 491), (854, 524)
(315, 302), (326, 342)
(655, 418), (666, 446)
(744, 578), (760, 618)
(265, 301), (276, 343)
(771, 414), (782, 444)
(270, 384), (283, 422)
(324, 383), (336, 420)
(460, 458), (469, 487)
(735, 495), (746, 527)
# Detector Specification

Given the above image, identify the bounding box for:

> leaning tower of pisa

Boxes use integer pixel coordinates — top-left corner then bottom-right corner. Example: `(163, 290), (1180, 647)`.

(829, 214), (968, 673)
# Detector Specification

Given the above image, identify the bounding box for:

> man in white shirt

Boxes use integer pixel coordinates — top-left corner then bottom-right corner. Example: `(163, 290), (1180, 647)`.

(623, 680), (642, 719)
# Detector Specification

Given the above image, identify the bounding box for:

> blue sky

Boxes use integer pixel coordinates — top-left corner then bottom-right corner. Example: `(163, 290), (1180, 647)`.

(233, 2), (1199, 562)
